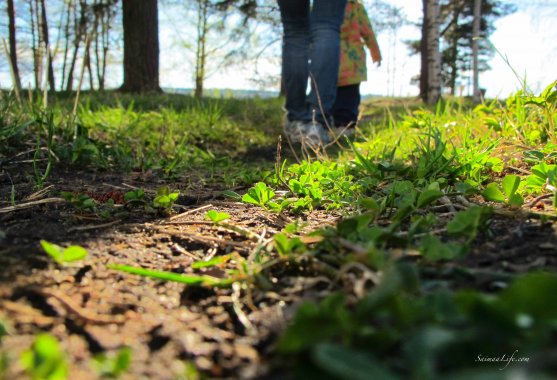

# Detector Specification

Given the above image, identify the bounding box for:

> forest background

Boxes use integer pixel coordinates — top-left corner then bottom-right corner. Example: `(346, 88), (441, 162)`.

(1, 0), (556, 102)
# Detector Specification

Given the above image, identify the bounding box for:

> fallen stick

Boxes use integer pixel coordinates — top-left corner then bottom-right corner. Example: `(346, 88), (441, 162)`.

(0, 197), (65, 213)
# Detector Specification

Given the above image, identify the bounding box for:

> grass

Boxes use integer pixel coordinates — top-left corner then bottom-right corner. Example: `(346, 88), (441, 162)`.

(2, 83), (557, 378)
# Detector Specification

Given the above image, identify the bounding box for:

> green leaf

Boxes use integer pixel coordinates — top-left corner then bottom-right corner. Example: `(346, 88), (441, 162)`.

(241, 193), (259, 205)
(501, 175), (521, 198)
(508, 193), (524, 207)
(0, 320), (7, 340)
(61, 245), (88, 263)
(242, 182), (275, 207)
(312, 343), (400, 380)
(419, 235), (465, 261)
(417, 189), (444, 209)
(205, 210), (230, 223)
(191, 255), (230, 269)
(20, 334), (67, 380)
(108, 264), (232, 287)
(274, 233), (304, 256)
(482, 183), (505, 202)
(455, 181), (478, 196)
(523, 150), (545, 163)
(92, 347), (131, 378)
(124, 189), (145, 202)
(40, 240), (64, 263)
(404, 327), (456, 380)
(447, 206), (492, 241)
(485, 157), (504, 173)
(40, 240), (88, 265)
(499, 273), (557, 319)
(221, 190), (242, 200)
(277, 293), (348, 353)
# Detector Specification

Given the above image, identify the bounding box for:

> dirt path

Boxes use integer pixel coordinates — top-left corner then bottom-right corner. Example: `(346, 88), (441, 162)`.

(2, 166), (557, 379)
(0, 166), (339, 379)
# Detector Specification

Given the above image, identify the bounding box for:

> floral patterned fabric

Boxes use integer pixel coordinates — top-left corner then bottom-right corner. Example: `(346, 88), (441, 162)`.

(338, 0), (382, 87)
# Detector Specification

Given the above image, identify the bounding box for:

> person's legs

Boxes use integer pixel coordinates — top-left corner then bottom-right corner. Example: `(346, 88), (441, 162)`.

(331, 84), (361, 127)
(307, 0), (347, 125)
(277, 0), (310, 122)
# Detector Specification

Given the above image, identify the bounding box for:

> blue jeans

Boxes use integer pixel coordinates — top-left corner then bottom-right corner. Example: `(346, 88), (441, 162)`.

(332, 84), (361, 127)
(278, 0), (347, 124)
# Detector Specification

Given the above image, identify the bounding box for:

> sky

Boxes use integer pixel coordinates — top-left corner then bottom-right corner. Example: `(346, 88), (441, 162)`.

(191, 0), (557, 99)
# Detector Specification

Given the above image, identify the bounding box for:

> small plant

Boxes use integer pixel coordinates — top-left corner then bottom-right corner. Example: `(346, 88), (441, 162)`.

(447, 206), (493, 243)
(91, 347), (131, 379)
(273, 233), (305, 257)
(33, 112), (55, 189)
(107, 264), (235, 287)
(0, 319), (7, 340)
(526, 162), (557, 193)
(20, 333), (68, 380)
(152, 186), (180, 211)
(123, 188), (145, 203)
(205, 210), (230, 224)
(242, 182), (280, 210)
(40, 240), (88, 265)
(61, 191), (97, 213)
(419, 234), (465, 261)
(482, 174), (524, 206)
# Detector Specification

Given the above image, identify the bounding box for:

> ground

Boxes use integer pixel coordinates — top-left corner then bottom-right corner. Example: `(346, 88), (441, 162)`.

(2, 159), (557, 379)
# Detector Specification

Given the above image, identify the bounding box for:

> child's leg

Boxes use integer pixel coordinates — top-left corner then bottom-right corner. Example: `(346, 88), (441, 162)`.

(331, 84), (361, 127)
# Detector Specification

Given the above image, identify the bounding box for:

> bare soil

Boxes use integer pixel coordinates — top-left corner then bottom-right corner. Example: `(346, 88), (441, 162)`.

(2, 164), (557, 379)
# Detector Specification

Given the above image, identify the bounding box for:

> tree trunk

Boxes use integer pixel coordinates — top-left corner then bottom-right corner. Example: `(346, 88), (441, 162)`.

(29, 0), (43, 90)
(7, 0), (22, 92)
(93, 0), (102, 90)
(449, 31), (458, 95)
(66, 0), (87, 92)
(419, 0), (429, 102)
(424, 0), (441, 104)
(40, 0), (56, 91)
(472, 0), (482, 101)
(121, 0), (161, 92)
(61, 0), (74, 91)
(194, 0), (209, 98)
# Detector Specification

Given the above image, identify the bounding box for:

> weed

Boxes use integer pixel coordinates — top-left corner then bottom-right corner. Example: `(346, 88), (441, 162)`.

(107, 264), (235, 287)
(278, 269), (557, 378)
(61, 192), (97, 213)
(20, 334), (67, 380)
(152, 186), (180, 212)
(483, 174), (524, 206)
(205, 210), (231, 224)
(242, 182), (280, 210)
(40, 240), (88, 265)
(91, 347), (131, 379)
(33, 112), (55, 189)
(446, 206), (493, 243)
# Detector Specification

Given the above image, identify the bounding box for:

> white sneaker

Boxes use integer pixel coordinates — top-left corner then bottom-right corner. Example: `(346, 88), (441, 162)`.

(284, 120), (331, 148)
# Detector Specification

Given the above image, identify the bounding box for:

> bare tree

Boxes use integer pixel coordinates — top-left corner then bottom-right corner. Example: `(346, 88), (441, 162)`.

(472, 0), (482, 102)
(6, 0), (22, 92)
(423, 0), (441, 104)
(39, 0), (56, 91)
(92, 0), (117, 90)
(194, 0), (209, 98)
(60, 0), (74, 90)
(66, 0), (88, 92)
(28, 0), (44, 89)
